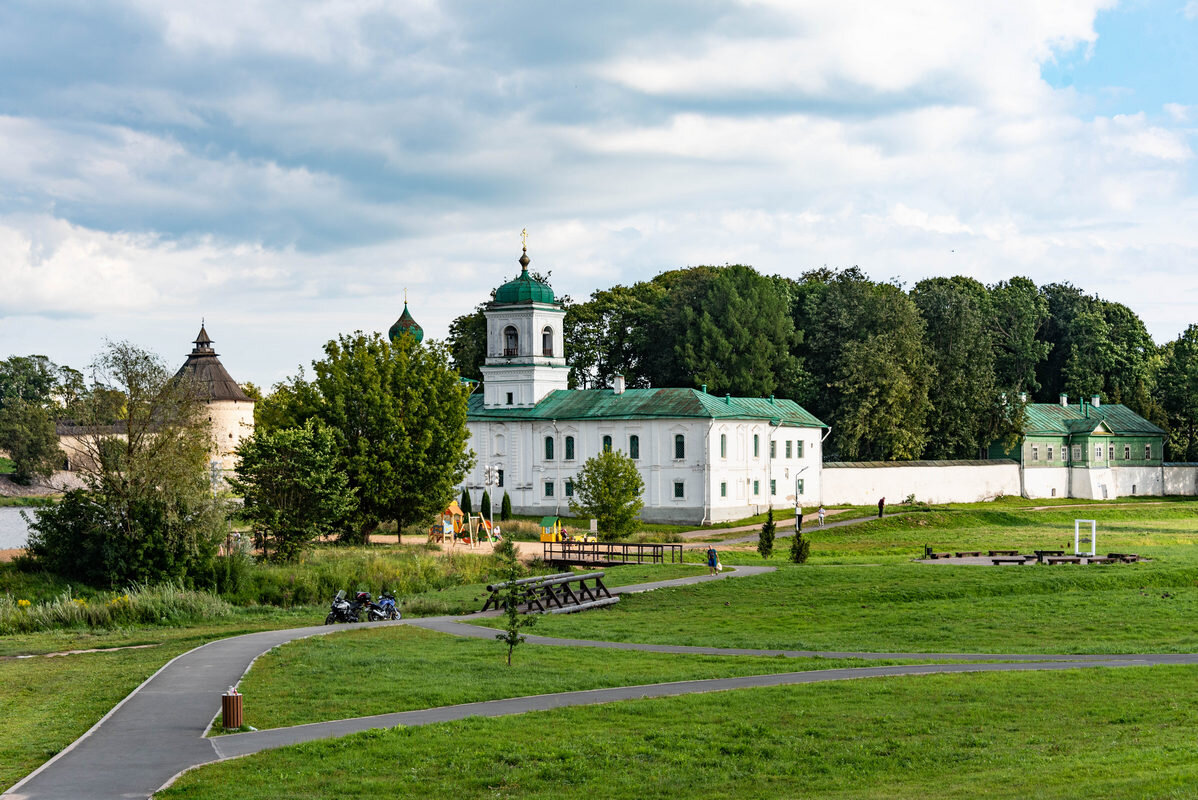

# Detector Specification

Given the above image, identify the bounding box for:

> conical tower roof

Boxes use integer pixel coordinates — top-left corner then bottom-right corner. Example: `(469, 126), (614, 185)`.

(389, 301), (424, 343)
(175, 324), (252, 402)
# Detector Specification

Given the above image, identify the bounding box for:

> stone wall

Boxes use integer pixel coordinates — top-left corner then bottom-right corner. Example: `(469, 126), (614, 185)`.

(822, 461), (1021, 506)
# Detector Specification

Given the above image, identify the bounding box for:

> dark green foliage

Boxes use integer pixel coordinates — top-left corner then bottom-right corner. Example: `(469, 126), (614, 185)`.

(493, 538), (535, 666)
(501, 492), (512, 521)
(1157, 325), (1198, 460)
(445, 305), (487, 383)
(988, 277), (1051, 397)
(255, 332), (473, 543)
(459, 488), (472, 515)
(0, 355), (60, 408)
(789, 528), (810, 564)
(0, 401), (60, 484)
(569, 450), (645, 541)
(480, 490), (492, 520)
(228, 420), (357, 562)
(757, 508), (775, 560)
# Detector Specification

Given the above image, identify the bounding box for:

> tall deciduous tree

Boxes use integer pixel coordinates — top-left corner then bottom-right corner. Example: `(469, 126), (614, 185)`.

(569, 449), (645, 541)
(0, 401), (60, 484)
(988, 277), (1051, 397)
(1157, 326), (1198, 461)
(229, 420), (357, 561)
(261, 332), (473, 542)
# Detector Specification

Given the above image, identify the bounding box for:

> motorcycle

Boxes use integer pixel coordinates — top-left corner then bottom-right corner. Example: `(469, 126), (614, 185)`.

(370, 591), (401, 621)
(325, 590), (371, 624)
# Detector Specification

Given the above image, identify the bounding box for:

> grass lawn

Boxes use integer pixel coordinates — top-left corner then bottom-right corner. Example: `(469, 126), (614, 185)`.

(162, 665), (1198, 800)
(474, 502), (1198, 653)
(219, 624), (920, 731)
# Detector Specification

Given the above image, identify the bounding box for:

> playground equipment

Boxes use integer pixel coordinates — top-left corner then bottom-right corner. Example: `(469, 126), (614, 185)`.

(467, 514), (498, 546)
(540, 516), (562, 542)
(428, 501), (466, 546)
(1074, 519), (1097, 557)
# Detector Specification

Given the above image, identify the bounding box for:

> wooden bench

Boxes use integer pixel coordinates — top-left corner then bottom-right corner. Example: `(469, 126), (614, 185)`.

(1086, 557), (1115, 564)
(480, 571), (617, 614)
(955, 551), (983, 558)
(1107, 553), (1140, 563)
(988, 550), (1019, 556)
(1046, 556), (1083, 565)
(927, 552), (953, 559)
(991, 556), (1029, 565)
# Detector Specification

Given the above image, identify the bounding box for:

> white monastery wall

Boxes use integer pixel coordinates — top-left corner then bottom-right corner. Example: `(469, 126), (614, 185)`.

(822, 462), (1021, 506)
(1023, 467), (1070, 499)
(1163, 465), (1198, 495)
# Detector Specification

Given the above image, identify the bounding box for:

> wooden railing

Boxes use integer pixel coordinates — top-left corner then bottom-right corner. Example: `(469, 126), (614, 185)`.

(542, 541), (684, 565)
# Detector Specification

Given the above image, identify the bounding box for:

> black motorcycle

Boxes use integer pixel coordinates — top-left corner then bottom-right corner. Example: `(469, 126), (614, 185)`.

(325, 590), (372, 624)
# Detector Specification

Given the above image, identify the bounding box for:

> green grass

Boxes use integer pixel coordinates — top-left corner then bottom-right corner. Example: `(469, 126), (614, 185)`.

(0, 456), (14, 474)
(162, 665), (1198, 800)
(218, 625), (913, 731)
(0, 496), (57, 507)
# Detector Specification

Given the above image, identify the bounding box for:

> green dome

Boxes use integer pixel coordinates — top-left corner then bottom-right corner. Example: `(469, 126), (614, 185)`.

(388, 303), (424, 343)
(493, 249), (556, 305)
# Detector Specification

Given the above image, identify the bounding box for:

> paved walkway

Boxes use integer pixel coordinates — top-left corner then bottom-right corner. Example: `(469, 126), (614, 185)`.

(5, 563), (1194, 800)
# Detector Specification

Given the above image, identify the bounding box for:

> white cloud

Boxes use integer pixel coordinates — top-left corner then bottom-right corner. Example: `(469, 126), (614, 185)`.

(1185, 0), (1198, 20)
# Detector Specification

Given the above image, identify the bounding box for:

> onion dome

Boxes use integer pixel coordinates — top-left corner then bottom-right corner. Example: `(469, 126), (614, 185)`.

(493, 245), (556, 304)
(388, 302), (424, 343)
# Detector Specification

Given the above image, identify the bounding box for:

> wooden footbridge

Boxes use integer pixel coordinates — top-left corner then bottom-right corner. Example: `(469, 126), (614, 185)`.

(542, 541), (685, 567)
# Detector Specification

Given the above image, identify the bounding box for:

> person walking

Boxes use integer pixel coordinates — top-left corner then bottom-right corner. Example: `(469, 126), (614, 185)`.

(706, 546), (719, 577)
(818, 505), (825, 528)
(878, 497), (886, 518)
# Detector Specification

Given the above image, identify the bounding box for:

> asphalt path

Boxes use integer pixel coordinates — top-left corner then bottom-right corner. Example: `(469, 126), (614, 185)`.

(4, 562), (1194, 800)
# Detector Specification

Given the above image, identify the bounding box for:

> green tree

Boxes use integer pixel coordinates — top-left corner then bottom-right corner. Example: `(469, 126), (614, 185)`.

(460, 488), (473, 515)
(757, 507), (776, 560)
(480, 489), (492, 521)
(0, 401), (60, 484)
(1157, 326), (1198, 461)
(445, 305), (487, 383)
(500, 491), (512, 521)
(0, 355), (60, 408)
(789, 528), (810, 564)
(911, 277), (998, 458)
(492, 538), (536, 666)
(228, 420), (357, 561)
(988, 277), (1050, 397)
(568, 450), (645, 541)
(259, 332), (473, 543)
(26, 341), (223, 587)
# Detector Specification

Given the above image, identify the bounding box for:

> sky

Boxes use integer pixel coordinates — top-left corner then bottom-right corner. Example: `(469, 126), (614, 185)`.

(1, 0), (1196, 386)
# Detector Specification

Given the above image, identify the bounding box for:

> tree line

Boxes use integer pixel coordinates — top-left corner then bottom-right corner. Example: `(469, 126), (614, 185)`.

(447, 266), (1198, 462)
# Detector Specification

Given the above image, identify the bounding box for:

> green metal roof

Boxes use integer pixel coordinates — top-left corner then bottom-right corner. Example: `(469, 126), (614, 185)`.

(1021, 403), (1164, 436)
(468, 388), (827, 428)
(493, 266), (556, 305)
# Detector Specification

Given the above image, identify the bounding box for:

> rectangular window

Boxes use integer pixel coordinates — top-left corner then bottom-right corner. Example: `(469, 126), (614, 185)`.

(565, 436), (575, 461)
(1072, 445), (1082, 462)
(753, 435), (760, 458)
(720, 433), (727, 459)
(1032, 445), (1039, 462)
(497, 469), (504, 487)
(770, 479), (777, 496)
(797, 479), (805, 495)
(1095, 445), (1103, 460)
(629, 435), (640, 460)
(785, 441), (792, 458)
(603, 435), (613, 453)
(720, 482), (727, 498)
(674, 481), (684, 499)
(796, 440), (804, 458)
(753, 480), (760, 495)
(544, 481), (554, 497)
(505, 392), (513, 405)
(674, 434), (685, 459)
(1124, 445), (1131, 460)
(1145, 443), (1152, 459)
(564, 479), (573, 498)
(770, 441), (776, 458)
(1047, 445), (1053, 461)
(544, 436), (554, 460)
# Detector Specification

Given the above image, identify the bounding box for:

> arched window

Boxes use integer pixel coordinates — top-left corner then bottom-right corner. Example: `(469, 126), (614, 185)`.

(542, 326), (554, 357)
(544, 436), (554, 460)
(674, 434), (685, 459)
(629, 435), (640, 459)
(720, 433), (727, 458)
(565, 436), (575, 460)
(503, 326), (519, 357)
(753, 433), (760, 457)
(602, 435), (613, 453)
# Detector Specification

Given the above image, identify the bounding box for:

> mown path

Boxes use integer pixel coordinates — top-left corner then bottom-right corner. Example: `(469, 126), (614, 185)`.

(4, 564), (1192, 800)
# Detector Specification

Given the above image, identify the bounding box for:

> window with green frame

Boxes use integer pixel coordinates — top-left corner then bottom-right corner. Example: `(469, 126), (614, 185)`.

(785, 440), (792, 458)
(720, 433), (727, 458)
(544, 436), (554, 460)
(796, 440), (803, 457)
(674, 481), (684, 498)
(564, 479), (573, 497)
(720, 482), (727, 497)
(544, 481), (554, 497)
(753, 480), (759, 495)
(565, 435), (575, 460)
(770, 479), (776, 496)
(770, 440), (776, 458)
(753, 434), (759, 457)
(796, 478), (804, 495)
(629, 434), (640, 459)
(602, 435), (613, 453)
(674, 434), (685, 459)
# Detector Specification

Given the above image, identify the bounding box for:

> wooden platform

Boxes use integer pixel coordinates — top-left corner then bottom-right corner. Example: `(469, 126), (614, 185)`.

(543, 541), (684, 566)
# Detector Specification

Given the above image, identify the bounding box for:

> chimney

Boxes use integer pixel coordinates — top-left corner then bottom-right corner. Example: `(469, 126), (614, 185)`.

(613, 374), (625, 395)
(1059, 393), (1068, 407)
(725, 393), (731, 404)
(1091, 394), (1100, 408)
(701, 384), (707, 394)
(769, 394), (775, 404)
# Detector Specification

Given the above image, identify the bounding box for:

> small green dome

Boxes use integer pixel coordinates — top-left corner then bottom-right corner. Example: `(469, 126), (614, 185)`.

(389, 303), (423, 343)
(493, 249), (556, 305)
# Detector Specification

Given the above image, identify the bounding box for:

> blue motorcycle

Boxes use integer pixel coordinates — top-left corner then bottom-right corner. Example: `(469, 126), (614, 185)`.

(369, 591), (401, 621)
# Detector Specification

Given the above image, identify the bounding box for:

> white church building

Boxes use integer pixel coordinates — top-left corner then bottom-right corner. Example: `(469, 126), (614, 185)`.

(458, 246), (828, 525)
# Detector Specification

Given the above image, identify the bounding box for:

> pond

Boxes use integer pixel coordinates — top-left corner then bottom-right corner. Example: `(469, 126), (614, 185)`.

(0, 506), (37, 549)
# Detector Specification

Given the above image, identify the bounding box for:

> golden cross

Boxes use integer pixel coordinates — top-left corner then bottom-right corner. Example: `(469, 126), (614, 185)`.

(521, 228), (528, 251)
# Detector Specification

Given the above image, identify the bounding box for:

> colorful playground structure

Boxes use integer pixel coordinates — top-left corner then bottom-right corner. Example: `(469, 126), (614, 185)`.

(428, 500), (499, 548)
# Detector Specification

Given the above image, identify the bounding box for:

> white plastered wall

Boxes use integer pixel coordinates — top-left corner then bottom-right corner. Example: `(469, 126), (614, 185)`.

(822, 463), (1021, 506)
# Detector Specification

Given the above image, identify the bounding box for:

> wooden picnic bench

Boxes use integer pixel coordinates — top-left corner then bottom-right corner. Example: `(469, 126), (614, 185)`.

(480, 570), (617, 614)
(988, 550), (1019, 556)
(1086, 557), (1115, 564)
(1107, 553), (1140, 563)
(1046, 556), (1082, 565)
(955, 551), (983, 558)
(991, 556), (1031, 565)
(928, 552), (953, 559)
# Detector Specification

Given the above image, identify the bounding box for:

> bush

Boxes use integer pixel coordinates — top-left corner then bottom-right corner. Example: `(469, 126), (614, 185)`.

(789, 530), (810, 564)
(758, 508), (776, 560)
(501, 492), (512, 521)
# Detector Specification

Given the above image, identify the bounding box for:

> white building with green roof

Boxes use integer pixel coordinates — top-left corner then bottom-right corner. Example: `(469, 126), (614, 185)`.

(460, 246), (828, 524)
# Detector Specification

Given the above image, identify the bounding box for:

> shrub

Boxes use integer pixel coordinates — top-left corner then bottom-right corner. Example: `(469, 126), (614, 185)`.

(758, 508), (776, 560)
(0, 582), (232, 635)
(501, 492), (512, 521)
(789, 529), (810, 564)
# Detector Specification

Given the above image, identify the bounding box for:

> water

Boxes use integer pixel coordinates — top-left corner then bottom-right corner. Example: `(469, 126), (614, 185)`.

(0, 507), (36, 549)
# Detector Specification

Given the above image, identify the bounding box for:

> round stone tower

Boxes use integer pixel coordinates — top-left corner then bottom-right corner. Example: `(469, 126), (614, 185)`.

(175, 325), (255, 473)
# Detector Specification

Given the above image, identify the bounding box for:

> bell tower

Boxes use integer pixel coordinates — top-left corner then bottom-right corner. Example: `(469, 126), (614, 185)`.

(479, 236), (569, 408)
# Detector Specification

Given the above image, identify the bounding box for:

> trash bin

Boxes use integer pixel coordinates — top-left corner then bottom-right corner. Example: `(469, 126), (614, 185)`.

(222, 688), (243, 730)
